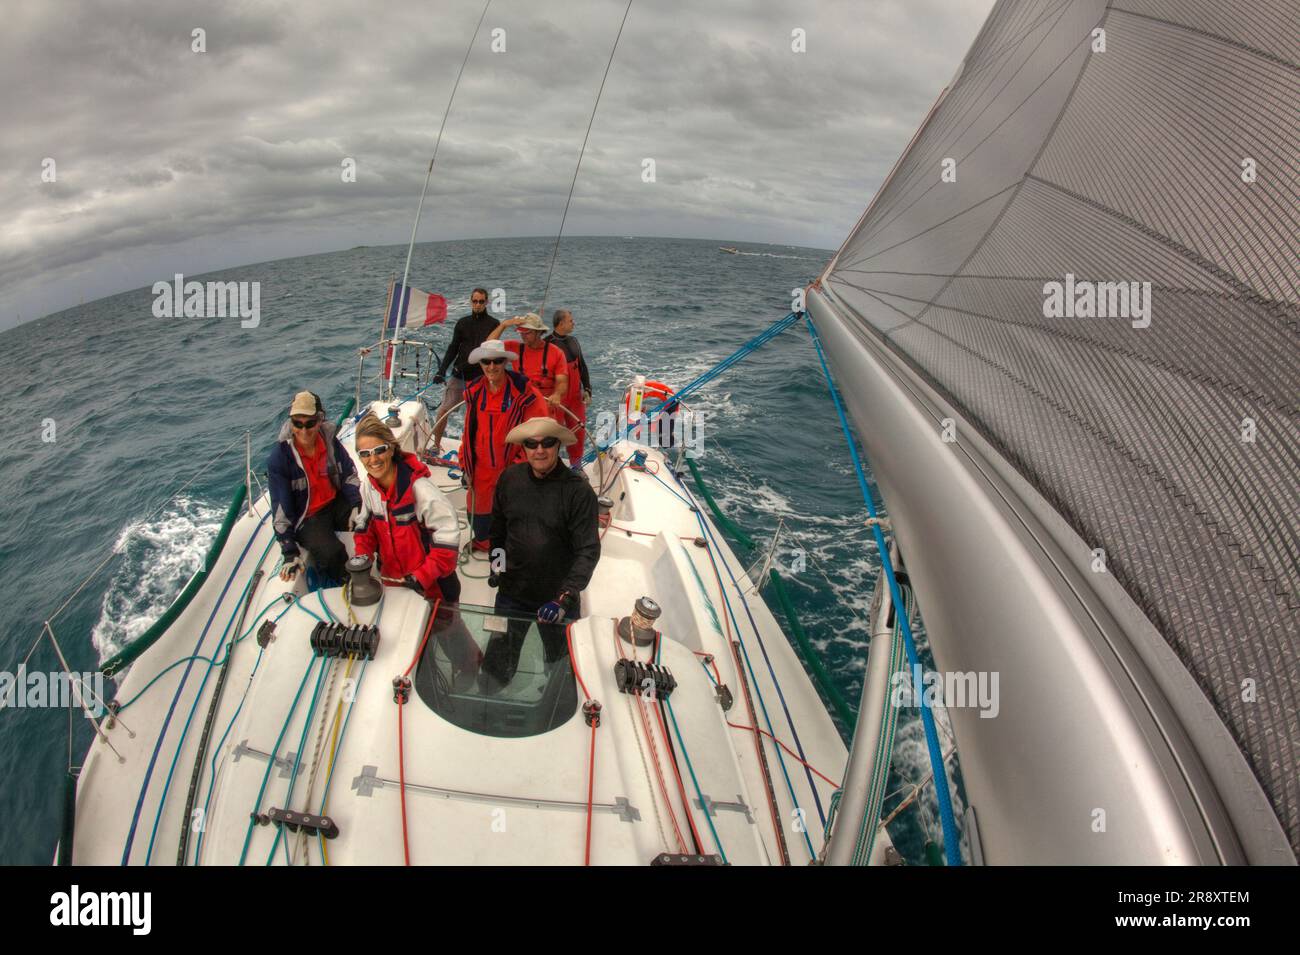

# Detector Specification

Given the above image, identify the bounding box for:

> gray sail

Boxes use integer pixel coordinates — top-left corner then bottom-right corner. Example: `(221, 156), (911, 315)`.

(812, 0), (1297, 862)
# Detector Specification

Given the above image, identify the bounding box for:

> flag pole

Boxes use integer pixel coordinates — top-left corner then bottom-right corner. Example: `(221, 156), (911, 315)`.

(376, 274), (396, 403)
(389, 158), (436, 399)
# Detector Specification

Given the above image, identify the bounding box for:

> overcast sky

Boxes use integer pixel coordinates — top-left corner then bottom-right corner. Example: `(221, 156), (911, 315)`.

(0, 0), (995, 329)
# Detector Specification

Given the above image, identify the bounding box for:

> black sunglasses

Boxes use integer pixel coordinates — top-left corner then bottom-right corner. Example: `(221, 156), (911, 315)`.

(291, 417), (319, 429)
(522, 436), (560, 450)
(481, 357), (507, 366)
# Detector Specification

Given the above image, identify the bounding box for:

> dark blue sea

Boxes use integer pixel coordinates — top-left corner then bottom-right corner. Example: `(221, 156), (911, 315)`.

(0, 236), (957, 864)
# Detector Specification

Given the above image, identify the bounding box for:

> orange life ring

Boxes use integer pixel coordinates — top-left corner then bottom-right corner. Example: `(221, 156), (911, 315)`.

(623, 379), (676, 417)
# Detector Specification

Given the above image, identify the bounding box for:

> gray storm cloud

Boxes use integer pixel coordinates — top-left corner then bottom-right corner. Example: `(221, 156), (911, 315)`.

(0, 0), (993, 329)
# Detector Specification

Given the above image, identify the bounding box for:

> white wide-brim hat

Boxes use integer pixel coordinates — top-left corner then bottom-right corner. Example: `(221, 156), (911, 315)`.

(467, 339), (518, 365)
(505, 416), (577, 447)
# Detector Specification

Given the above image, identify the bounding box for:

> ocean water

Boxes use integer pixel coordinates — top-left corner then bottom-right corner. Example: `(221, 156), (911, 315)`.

(0, 236), (961, 864)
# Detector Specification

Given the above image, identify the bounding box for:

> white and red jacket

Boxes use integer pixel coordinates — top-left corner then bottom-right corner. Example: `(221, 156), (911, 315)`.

(353, 452), (460, 598)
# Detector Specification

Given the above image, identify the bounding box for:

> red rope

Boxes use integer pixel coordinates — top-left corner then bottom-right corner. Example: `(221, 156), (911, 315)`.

(613, 622), (686, 853)
(653, 696), (705, 852)
(584, 721), (597, 866)
(566, 623), (600, 866)
(725, 720), (838, 787)
(397, 598), (442, 866)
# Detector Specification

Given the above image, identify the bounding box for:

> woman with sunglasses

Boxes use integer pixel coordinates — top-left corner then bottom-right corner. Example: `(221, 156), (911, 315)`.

(352, 414), (462, 603)
(458, 339), (547, 551)
(269, 390), (362, 584)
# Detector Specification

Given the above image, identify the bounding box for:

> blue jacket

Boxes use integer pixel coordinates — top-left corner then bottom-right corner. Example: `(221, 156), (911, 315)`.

(268, 419), (362, 557)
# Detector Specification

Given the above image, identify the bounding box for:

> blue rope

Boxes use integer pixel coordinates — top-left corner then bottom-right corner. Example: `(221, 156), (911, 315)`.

(582, 311), (802, 465)
(193, 594), (312, 864)
(238, 655), (319, 865)
(192, 645), (264, 864)
(652, 465), (827, 831)
(654, 635), (728, 863)
(142, 533), (276, 863)
(675, 487), (816, 861)
(804, 315), (962, 866)
(264, 659), (330, 865)
(119, 510), (270, 865)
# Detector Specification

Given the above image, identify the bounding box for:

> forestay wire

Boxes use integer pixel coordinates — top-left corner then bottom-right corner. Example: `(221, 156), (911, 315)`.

(538, 0), (635, 321)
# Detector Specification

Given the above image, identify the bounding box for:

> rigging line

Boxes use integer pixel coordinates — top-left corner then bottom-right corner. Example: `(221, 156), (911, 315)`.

(120, 510), (271, 865)
(142, 533), (276, 865)
(237, 654), (319, 865)
(264, 658), (331, 865)
(683, 488), (817, 860)
(654, 465), (827, 830)
(388, 0), (493, 397)
(804, 316), (962, 866)
(537, 0), (635, 321)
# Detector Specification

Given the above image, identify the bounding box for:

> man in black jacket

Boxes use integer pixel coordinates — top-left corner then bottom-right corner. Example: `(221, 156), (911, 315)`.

(482, 417), (600, 688)
(430, 288), (499, 454)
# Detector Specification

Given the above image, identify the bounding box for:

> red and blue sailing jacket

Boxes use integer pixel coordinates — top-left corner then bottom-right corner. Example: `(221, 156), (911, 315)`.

(353, 452), (460, 598)
(458, 369), (545, 514)
(268, 419), (362, 558)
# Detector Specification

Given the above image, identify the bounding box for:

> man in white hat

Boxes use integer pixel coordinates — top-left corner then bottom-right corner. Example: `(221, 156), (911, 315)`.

(480, 416), (600, 688)
(487, 312), (569, 424)
(458, 339), (547, 550)
(268, 390), (362, 584)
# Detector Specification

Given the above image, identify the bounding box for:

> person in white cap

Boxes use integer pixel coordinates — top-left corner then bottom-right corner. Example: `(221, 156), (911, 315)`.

(458, 339), (547, 550)
(486, 312), (569, 423)
(480, 417), (599, 689)
(268, 390), (361, 585)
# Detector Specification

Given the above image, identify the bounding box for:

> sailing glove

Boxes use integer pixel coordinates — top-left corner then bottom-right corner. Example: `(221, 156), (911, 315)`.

(537, 601), (566, 624)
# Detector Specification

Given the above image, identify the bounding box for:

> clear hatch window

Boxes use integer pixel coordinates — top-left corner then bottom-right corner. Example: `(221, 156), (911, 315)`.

(413, 602), (579, 738)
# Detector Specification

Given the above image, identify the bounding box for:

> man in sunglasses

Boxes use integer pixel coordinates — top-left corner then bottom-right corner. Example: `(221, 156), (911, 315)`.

(480, 417), (599, 688)
(430, 287), (499, 455)
(268, 390), (362, 585)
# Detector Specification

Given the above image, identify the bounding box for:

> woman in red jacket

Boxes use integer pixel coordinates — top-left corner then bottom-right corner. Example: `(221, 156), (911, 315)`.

(352, 415), (462, 602)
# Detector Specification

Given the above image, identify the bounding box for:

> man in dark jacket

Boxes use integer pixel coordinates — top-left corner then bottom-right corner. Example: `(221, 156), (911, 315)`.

(430, 288), (499, 454)
(482, 417), (600, 688)
(268, 391), (362, 584)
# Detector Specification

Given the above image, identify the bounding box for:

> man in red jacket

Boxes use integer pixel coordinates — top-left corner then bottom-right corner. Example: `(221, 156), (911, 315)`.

(487, 312), (569, 424)
(458, 339), (548, 551)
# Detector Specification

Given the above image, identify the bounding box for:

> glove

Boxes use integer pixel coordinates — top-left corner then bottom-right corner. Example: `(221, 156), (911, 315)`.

(433, 374), (446, 385)
(348, 507), (367, 532)
(402, 575), (425, 593)
(537, 601), (566, 624)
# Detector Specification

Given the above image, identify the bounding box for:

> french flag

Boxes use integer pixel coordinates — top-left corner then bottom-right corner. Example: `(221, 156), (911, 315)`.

(386, 281), (448, 330)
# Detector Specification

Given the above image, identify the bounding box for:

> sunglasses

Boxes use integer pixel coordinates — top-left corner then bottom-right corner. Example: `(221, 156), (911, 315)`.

(291, 417), (319, 429)
(481, 357), (507, 366)
(357, 444), (391, 459)
(522, 436), (560, 450)
(471, 298), (487, 304)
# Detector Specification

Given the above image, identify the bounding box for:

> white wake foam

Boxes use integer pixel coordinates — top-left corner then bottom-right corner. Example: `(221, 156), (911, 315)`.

(90, 496), (224, 660)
